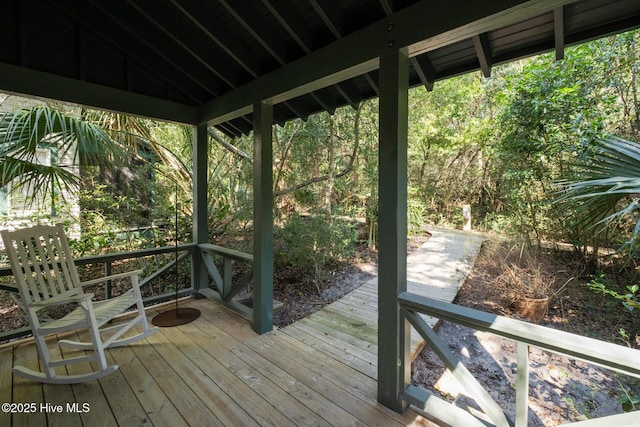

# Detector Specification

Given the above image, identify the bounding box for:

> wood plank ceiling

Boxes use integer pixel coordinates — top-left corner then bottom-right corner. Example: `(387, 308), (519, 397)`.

(0, 0), (639, 137)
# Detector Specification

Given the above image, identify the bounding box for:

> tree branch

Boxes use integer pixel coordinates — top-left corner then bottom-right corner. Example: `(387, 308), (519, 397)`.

(275, 105), (361, 197)
(208, 127), (253, 163)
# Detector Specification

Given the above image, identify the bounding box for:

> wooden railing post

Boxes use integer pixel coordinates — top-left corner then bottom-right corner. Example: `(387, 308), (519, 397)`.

(377, 46), (410, 412)
(252, 100), (274, 334)
(105, 260), (112, 299)
(398, 292), (640, 427)
(192, 123), (209, 294)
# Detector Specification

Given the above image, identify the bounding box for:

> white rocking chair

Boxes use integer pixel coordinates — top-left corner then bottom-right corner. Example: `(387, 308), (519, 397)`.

(1, 224), (157, 384)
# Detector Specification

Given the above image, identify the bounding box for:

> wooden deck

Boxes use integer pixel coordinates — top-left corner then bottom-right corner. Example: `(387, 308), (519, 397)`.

(1, 298), (439, 427)
(1, 228), (482, 426)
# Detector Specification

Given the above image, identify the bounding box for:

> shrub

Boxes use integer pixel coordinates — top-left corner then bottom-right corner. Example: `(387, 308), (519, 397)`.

(275, 212), (357, 291)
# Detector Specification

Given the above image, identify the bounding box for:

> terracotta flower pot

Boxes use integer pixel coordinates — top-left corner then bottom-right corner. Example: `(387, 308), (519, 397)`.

(514, 296), (550, 322)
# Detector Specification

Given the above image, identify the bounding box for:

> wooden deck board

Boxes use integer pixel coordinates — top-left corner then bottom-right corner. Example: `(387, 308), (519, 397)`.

(61, 330), (118, 427)
(139, 309), (259, 427)
(106, 329), (187, 427)
(41, 336), (83, 427)
(282, 322), (377, 378)
(152, 323), (298, 427)
(178, 314), (363, 426)
(11, 341), (46, 427)
(126, 329), (226, 426)
(1, 299), (438, 426)
(0, 347), (13, 427)
(200, 305), (419, 427)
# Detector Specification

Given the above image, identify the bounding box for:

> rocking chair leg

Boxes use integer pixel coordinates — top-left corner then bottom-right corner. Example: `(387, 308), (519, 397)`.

(34, 334), (56, 379)
(13, 365), (118, 385)
(132, 276), (152, 333)
(58, 315), (157, 350)
(83, 304), (109, 371)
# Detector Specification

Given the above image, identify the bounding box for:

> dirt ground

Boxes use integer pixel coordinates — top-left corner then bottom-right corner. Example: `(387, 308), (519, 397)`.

(411, 238), (639, 426)
(272, 235), (428, 327)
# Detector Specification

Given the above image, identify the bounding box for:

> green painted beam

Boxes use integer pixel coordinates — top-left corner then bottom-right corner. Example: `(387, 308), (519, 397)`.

(199, 0), (578, 125)
(554, 7), (565, 60)
(198, 243), (253, 262)
(472, 33), (493, 77)
(377, 47), (410, 413)
(252, 101), (274, 334)
(0, 62), (198, 125)
(192, 124), (209, 292)
(403, 385), (487, 427)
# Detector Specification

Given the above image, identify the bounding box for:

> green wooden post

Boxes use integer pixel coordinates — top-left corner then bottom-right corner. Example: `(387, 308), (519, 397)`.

(252, 101), (274, 334)
(377, 47), (410, 412)
(192, 123), (209, 293)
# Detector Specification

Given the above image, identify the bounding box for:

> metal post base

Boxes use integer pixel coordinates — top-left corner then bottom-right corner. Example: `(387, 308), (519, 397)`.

(151, 307), (201, 327)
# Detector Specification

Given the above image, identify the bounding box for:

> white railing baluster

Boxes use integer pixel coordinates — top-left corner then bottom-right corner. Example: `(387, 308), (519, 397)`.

(515, 342), (530, 427)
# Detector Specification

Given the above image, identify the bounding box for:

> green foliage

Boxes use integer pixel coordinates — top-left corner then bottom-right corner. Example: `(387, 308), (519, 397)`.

(555, 136), (640, 259)
(274, 213), (357, 290)
(0, 105), (121, 205)
(5, 28), (640, 300)
(618, 381), (640, 413)
(487, 45), (611, 241)
(588, 273), (640, 312)
(586, 269), (640, 414)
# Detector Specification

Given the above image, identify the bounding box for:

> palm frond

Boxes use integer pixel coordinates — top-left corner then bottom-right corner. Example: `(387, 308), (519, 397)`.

(0, 105), (119, 200)
(555, 136), (640, 241)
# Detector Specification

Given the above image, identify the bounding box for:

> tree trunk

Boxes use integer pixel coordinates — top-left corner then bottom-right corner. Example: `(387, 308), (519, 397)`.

(325, 116), (335, 211)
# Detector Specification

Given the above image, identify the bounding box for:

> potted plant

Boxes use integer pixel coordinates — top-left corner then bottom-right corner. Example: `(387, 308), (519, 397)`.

(494, 242), (555, 322)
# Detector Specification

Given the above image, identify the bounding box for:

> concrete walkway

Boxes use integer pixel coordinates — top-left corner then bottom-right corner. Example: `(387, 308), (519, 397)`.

(296, 226), (485, 359)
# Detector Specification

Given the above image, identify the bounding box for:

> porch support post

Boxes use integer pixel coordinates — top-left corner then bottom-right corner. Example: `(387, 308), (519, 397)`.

(192, 123), (209, 292)
(377, 47), (410, 412)
(252, 101), (274, 334)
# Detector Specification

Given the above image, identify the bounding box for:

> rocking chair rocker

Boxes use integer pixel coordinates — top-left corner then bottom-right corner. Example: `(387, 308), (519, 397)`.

(1, 224), (157, 384)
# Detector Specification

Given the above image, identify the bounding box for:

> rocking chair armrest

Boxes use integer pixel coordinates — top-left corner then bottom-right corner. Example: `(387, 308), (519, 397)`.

(30, 293), (95, 308)
(80, 270), (144, 288)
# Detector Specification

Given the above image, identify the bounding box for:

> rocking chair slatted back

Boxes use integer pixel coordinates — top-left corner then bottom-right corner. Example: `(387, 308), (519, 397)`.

(3, 224), (81, 305)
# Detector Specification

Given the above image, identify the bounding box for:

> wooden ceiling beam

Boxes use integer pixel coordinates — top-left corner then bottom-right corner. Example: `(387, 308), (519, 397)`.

(309, 0), (344, 39)
(335, 80), (361, 110)
(378, 0), (394, 16)
(86, 0), (228, 97)
(411, 55), (435, 91)
(554, 6), (565, 60)
(122, 0), (248, 88)
(0, 62), (198, 124)
(218, 0), (291, 66)
(472, 33), (493, 77)
(201, 0), (578, 125)
(309, 92), (337, 115)
(364, 72), (380, 95)
(263, 0), (314, 53)
(168, 0), (262, 77)
(49, 0), (209, 103)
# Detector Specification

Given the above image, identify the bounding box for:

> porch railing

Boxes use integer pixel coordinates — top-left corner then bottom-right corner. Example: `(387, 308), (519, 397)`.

(398, 292), (640, 427)
(197, 243), (255, 319)
(0, 243), (197, 341)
